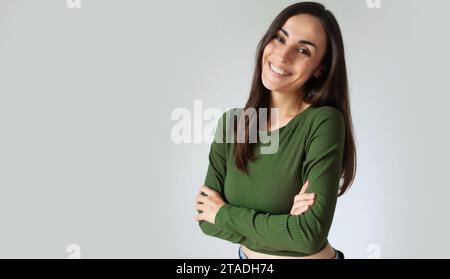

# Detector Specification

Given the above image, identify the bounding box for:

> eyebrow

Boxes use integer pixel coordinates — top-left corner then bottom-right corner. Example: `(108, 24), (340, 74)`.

(280, 28), (318, 50)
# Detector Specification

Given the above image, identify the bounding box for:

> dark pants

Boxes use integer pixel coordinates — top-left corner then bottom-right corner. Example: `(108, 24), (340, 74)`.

(238, 246), (345, 259)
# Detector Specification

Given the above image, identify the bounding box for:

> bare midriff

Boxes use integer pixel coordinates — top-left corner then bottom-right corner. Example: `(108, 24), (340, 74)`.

(241, 242), (336, 259)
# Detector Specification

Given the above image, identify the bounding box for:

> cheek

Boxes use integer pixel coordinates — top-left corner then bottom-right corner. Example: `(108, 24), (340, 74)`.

(286, 63), (315, 87)
(262, 44), (275, 59)
(293, 60), (316, 76)
(266, 43), (276, 52)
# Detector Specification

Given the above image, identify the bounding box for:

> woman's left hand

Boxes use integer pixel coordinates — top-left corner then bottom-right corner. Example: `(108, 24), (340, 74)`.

(194, 185), (226, 224)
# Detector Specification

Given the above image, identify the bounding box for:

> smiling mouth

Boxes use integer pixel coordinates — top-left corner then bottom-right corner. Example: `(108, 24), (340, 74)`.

(269, 62), (292, 77)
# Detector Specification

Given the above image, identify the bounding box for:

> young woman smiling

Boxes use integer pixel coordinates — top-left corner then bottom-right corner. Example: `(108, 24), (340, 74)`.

(195, 2), (356, 259)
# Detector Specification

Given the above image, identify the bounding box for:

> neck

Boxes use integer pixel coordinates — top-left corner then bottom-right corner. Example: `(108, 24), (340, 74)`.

(269, 89), (308, 118)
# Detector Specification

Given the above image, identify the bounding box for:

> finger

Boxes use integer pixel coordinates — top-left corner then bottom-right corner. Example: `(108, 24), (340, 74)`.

(291, 209), (300, 215)
(200, 185), (215, 196)
(198, 185), (209, 196)
(293, 193), (315, 203)
(198, 186), (208, 196)
(292, 205), (310, 215)
(301, 205), (310, 211)
(194, 214), (203, 222)
(292, 203), (309, 212)
(195, 194), (207, 204)
(299, 199), (315, 206)
(291, 208), (304, 216)
(291, 202), (312, 213)
(292, 199), (314, 207)
(294, 206), (310, 215)
(293, 194), (314, 203)
(291, 204), (305, 214)
(299, 180), (310, 194)
(195, 203), (205, 211)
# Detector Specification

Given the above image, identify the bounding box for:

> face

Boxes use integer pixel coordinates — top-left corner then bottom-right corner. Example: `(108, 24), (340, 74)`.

(261, 14), (327, 93)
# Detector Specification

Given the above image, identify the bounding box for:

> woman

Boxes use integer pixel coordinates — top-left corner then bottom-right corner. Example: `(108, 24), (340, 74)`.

(195, 2), (356, 259)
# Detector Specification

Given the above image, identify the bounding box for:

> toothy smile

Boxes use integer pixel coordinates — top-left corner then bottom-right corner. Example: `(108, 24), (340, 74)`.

(269, 62), (292, 77)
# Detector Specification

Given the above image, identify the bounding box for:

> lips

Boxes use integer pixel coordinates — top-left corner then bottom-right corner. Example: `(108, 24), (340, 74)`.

(269, 62), (292, 77)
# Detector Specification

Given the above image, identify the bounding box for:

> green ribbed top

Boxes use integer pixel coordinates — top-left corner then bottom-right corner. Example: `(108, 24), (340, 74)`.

(198, 105), (345, 257)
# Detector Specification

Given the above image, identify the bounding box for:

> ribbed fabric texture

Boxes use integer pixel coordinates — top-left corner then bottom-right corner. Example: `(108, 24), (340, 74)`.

(198, 105), (345, 257)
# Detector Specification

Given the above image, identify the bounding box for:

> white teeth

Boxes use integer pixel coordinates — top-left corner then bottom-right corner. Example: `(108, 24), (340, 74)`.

(270, 63), (291, 76)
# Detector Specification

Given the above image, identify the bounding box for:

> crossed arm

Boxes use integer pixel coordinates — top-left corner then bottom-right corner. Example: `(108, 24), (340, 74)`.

(196, 108), (345, 255)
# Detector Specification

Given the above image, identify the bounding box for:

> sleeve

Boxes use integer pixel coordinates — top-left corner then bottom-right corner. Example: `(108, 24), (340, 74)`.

(197, 109), (248, 243)
(213, 107), (346, 255)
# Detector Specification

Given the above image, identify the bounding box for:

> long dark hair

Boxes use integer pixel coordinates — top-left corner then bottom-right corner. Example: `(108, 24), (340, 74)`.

(233, 2), (356, 196)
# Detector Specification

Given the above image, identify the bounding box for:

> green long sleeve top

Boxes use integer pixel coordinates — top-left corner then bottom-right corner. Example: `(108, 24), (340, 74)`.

(198, 105), (345, 257)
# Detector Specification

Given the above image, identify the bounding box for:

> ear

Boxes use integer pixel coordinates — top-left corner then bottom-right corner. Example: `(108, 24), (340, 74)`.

(314, 65), (323, 78)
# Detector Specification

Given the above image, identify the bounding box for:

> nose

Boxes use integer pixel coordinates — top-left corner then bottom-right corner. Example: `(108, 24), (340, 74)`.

(275, 45), (291, 63)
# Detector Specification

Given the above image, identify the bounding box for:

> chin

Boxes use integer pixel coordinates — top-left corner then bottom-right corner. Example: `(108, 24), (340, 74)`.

(261, 76), (274, 90)
(261, 73), (285, 91)
(262, 82), (283, 92)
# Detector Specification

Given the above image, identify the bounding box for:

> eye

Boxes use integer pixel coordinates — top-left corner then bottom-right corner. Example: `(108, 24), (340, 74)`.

(297, 47), (311, 56)
(273, 34), (284, 43)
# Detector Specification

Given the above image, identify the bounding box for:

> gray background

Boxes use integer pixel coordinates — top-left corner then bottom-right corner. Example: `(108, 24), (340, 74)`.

(0, 0), (449, 258)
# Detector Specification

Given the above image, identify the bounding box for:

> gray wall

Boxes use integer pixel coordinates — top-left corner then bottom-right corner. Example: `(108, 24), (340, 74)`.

(0, 0), (449, 258)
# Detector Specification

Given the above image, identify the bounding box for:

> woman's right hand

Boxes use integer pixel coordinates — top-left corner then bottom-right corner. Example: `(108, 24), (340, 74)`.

(290, 180), (315, 215)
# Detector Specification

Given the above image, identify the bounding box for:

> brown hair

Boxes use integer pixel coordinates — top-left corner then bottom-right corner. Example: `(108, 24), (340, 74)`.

(232, 2), (356, 196)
